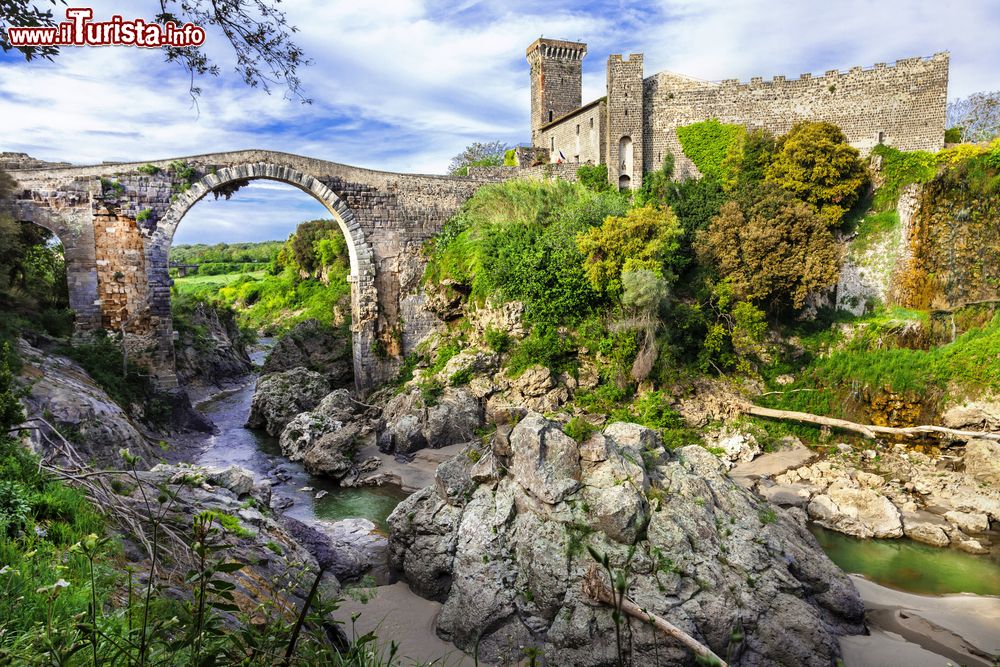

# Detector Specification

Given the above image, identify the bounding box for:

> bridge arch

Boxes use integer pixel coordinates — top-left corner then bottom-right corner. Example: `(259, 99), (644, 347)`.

(149, 163), (378, 391)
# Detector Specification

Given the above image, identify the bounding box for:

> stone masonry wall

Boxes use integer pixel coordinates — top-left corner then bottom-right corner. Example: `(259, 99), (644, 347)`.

(643, 53), (949, 177)
(93, 206), (152, 333)
(536, 100), (605, 166)
(607, 54), (645, 189)
(527, 39), (587, 145)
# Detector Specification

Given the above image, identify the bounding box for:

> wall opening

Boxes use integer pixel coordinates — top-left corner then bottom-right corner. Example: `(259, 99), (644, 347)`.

(618, 174), (631, 191)
(1, 220), (73, 337)
(618, 136), (633, 176)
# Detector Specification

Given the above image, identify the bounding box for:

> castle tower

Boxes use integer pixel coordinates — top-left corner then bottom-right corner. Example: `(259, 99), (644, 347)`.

(526, 38), (587, 146)
(606, 54), (644, 190)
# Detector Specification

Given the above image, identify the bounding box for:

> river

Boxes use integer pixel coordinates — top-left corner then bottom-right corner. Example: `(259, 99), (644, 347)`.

(186, 352), (999, 666)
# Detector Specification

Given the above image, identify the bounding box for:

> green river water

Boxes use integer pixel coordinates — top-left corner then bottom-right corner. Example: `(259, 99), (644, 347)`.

(811, 525), (1000, 596)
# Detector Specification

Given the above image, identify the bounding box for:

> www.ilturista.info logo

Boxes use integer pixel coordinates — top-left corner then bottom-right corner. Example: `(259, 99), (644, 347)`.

(6, 8), (206, 49)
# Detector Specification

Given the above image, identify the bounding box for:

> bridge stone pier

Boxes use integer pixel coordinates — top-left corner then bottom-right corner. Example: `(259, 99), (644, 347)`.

(5, 150), (501, 392)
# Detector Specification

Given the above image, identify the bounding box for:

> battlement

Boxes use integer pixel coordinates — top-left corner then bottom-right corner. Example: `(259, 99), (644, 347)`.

(711, 52), (948, 88)
(526, 38), (587, 61)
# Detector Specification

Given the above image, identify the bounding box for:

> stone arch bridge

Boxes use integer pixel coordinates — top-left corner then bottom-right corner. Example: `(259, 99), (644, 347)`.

(5, 150), (518, 392)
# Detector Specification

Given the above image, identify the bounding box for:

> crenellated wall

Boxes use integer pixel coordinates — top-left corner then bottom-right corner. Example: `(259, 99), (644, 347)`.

(644, 53), (950, 176)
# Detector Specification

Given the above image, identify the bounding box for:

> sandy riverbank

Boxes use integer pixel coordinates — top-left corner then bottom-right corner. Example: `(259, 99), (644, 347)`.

(333, 581), (483, 666)
(841, 575), (1000, 667)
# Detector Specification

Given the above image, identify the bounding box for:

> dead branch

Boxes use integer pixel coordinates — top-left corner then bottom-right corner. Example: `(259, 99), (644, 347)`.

(745, 404), (1000, 442)
(582, 566), (727, 667)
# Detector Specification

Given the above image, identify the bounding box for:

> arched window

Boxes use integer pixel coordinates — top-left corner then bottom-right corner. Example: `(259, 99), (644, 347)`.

(618, 174), (631, 191)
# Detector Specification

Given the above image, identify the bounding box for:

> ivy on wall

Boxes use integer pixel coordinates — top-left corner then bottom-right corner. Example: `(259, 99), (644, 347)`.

(676, 119), (745, 181)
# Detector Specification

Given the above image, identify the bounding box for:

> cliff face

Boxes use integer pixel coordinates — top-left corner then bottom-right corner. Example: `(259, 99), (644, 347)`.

(898, 170), (1000, 310)
(174, 302), (253, 400)
(17, 338), (157, 467)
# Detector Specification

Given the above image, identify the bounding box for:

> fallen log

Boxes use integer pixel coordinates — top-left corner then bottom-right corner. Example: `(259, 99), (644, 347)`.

(745, 405), (1000, 443)
(582, 567), (727, 667)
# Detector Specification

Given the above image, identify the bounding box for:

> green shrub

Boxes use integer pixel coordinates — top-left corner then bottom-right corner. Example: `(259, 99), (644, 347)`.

(577, 205), (683, 298)
(504, 148), (518, 167)
(577, 164), (611, 192)
(944, 127), (963, 143)
(449, 367), (474, 386)
(564, 416), (596, 442)
(426, 180), (611, 324)
(137, 163), (161, 175)
(676, 119), (745, 180)
(135, 208), (153, 223)
(0, 480), (31, 536)
(484, 326), (511, 354)
(507, 324), (577, 377)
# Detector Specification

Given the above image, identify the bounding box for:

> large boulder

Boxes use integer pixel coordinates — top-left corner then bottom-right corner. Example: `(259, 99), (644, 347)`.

(246, 368), (330, 436)
(262, 319), (353, 389)
(277, 389), (356, 461)
(964, 438), (1000, 487)
(807, 484), (903, 539)
(16, 339), (156, 467)
(510, 413), (581, 505)
(389, 416), (864, 666)
(941, 398), (1000, 432)
(303, 422), (361, 479)
(377, 387), (483, 455)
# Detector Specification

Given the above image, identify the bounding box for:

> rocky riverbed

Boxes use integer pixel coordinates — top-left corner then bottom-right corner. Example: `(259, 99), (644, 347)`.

(15, 324), (1000, 666)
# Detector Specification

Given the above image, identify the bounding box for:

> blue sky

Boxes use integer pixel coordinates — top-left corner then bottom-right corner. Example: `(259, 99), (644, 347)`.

(2, 0), (998, 244)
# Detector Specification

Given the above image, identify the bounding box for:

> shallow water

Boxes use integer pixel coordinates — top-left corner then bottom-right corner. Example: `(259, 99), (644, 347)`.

(194, 347), (405, 529)
(811, 525), (1000, 596)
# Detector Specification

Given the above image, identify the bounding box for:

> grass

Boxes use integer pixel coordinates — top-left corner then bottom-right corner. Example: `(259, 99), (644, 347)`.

(761, 312), (1000, 419)
(172, 270), (267, 295)
(174, 265), (350, 335)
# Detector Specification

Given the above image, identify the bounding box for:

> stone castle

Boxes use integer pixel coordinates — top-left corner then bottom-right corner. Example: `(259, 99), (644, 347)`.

(527, 38), (950, 189)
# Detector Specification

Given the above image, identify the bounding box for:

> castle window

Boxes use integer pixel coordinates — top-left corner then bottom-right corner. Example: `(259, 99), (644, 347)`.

(551, 137), (555, 151)
(549, 110), (553, 122)
(618, 174), (631, 191)
(576, 124), (580, 135)
(590, 117), (594, 129)
(877, 131), (885, 144)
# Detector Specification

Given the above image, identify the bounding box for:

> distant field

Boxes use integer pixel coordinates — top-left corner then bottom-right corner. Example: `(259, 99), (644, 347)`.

(173, 270), (266, 295)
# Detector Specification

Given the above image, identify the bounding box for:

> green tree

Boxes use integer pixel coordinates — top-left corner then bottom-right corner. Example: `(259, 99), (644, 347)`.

(448, 141), (510, 176)
(577, 205), (683, 299)
(695, 188), (841, 313)
(765, 121), (868, 226)
(286, 219), (341, 275)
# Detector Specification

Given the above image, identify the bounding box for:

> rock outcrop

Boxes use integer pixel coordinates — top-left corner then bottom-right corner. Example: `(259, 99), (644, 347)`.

(173, 302), (253, 400)
(762, 443), (999, 550)
(246, 368), (330, 436)
(377, 387), (483, 456)
(389, 414), (863, 666)
(262, 319), (353, 389)
(16, 339), (156, 467)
